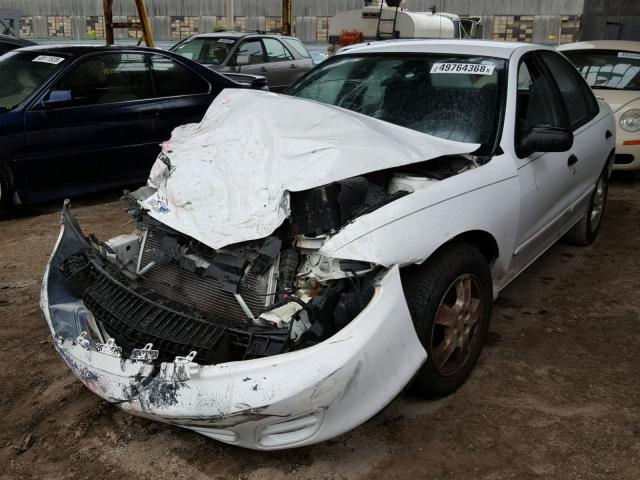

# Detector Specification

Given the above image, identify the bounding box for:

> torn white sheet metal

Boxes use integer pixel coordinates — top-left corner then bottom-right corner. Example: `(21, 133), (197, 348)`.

(141, 89), (478, 250)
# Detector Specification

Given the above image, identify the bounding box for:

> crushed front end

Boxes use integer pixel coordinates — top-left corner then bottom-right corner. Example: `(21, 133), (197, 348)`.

(41, 200), (426, 449)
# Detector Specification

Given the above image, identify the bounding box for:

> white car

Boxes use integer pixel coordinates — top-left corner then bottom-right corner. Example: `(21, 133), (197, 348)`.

(558, 40), (640, 171)
(41, 40), (614, 450)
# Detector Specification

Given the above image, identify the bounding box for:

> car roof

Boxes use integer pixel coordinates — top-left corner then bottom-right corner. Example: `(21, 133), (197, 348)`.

(186, 32), (298, 40)
(13, 44), (171, 56)
(335, 39), (550, 59)
(557, 40), (640, 53)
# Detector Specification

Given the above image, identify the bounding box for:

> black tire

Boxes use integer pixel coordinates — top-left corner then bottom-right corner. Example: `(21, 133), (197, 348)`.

(563, 163), (609, 246)
(0, 162), (13, 210)
(402, 243), (493, 398)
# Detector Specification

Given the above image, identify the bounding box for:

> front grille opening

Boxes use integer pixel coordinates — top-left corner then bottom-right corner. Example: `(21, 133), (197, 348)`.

(64, 252), (290, 365)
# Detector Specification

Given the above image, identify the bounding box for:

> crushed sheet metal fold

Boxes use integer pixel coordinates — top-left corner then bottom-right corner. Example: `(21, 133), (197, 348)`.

(40, 203), (427, 449)
(142, 88), (479, 250)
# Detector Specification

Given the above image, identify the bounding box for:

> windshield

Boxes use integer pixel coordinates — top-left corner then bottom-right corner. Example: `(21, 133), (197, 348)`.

(287, 54), (505, 145)
(171, 37), (236, 65)
(0, 51), (67, 110)
(563, 49), (640, 91)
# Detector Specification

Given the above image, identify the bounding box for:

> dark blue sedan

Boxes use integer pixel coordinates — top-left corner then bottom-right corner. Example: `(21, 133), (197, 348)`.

(0, 45), (261, 207)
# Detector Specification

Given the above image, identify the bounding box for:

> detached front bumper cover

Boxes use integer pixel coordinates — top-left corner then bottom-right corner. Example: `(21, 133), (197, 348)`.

(40, 202), (427, 450)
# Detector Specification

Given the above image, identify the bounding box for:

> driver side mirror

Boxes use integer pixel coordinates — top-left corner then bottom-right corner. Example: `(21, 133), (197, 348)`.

(235, 54), (250, 67)
(519, 125), (573, 156)
(41, 89), (73, 109)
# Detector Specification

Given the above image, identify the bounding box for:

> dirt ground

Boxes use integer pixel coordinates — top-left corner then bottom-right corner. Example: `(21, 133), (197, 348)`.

(1, 177), (639, 480)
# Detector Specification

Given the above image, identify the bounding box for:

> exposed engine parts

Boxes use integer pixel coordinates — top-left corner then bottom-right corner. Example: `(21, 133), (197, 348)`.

(289, 155), (476, 236)
(60, 157), (475, 366)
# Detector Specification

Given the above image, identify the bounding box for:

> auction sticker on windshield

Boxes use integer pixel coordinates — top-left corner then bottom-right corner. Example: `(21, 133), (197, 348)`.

(32, 55), (65, 65)
(618, 52), (640, 60)
(430, 63), (495, 75)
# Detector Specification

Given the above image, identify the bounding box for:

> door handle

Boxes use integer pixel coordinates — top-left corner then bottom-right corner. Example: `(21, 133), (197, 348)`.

(568, 154), (578, 166)
(605, 130), (612, 139)
(289, 64), (297, 69)
(260, 67), (268, 72)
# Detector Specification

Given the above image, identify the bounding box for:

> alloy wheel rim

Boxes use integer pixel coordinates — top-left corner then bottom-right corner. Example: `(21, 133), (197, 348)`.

(589, 174), (606, 232)
(430, 274), (483, 376)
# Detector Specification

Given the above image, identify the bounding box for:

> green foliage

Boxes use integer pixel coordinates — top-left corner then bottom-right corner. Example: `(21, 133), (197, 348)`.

(85, 30), (97, 39)
(212, 23), (227, 32)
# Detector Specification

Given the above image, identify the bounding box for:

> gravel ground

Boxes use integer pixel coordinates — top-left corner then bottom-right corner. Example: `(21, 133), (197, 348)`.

(1, 177), (639, 480)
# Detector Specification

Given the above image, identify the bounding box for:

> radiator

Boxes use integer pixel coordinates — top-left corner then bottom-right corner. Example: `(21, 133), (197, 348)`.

(138, 229), (276, 322)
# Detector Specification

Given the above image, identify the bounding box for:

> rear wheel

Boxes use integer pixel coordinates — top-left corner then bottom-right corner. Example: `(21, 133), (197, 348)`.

(402, 243), (493, 398)
(563, 165), (609, 246)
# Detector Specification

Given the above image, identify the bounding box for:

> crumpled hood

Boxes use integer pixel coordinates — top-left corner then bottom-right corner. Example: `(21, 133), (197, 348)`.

(141, 89), (479, 250)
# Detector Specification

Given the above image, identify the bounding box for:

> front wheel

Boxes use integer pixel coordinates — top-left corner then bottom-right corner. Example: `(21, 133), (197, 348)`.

(563, 164), (609, 246)
(402, 243), (493, 398)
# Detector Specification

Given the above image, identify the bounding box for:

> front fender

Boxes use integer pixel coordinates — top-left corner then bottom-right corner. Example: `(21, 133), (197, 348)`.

(319, 156), (520, 286)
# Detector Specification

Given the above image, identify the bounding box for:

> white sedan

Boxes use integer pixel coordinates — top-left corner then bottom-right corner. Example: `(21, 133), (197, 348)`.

(41, 40), (614, 450)
(558, 40), (640, 170)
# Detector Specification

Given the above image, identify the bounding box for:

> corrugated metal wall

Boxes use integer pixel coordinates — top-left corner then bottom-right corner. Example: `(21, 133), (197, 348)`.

(580, 0), (640, 40)
(0, 0), (586, 17)
(6, 0), (637, 43)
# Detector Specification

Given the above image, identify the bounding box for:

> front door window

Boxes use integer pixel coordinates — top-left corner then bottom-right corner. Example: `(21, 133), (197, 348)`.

(55, 53), (153, 106)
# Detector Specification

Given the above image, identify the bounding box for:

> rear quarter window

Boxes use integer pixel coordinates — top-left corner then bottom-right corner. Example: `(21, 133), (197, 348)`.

(282, 38), (311, 59)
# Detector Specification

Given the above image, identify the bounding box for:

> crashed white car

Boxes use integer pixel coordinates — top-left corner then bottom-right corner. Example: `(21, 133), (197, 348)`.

(42, 40), (614, 450)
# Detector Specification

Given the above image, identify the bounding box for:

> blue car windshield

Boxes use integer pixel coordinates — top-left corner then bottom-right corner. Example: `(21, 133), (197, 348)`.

(0, 51), (68, 110)
(287, 54), (505, 145)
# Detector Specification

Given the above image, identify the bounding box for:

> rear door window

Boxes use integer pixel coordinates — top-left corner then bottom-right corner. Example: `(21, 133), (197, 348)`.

(538, 51), (599, 131)
(150, 55), (209, 97)
(263, 38), (294, 63)
(56, 53), (153, 106)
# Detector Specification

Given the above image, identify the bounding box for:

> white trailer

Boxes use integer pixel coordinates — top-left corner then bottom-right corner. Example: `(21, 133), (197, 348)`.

(328, 1), (482, 48)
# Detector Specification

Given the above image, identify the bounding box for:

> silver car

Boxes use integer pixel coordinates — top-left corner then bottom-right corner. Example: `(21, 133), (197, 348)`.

(170, 32), (314, 92)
